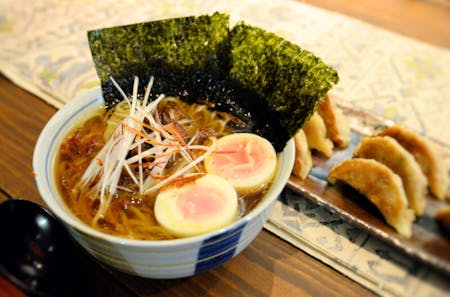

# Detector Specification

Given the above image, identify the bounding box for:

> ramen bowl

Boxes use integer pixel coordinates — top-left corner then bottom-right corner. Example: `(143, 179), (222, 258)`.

(33, 86), (295, 279)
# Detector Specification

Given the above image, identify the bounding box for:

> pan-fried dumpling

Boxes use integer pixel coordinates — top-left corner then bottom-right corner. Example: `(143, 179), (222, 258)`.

(292, 129), (313, 180)
(353, 136), (428, 215)
(328, 158), (415, 237)
(377, 125), (449, 200)
(303, 112), (334, 157)
(317, 94), (350, 148)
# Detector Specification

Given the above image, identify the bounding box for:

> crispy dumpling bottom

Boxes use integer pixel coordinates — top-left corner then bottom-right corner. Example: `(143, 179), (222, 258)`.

(353, 136), (428, 216)
(377, 125), (449, 200)
(328, 158), (415, 237)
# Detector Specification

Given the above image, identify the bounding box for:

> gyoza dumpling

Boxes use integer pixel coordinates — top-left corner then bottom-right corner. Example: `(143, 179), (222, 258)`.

(353, 136), (428, 215)
(303, 112), (334, 157)
(317, 94), (350, 148)
(292, 129), (313, 180)
(377, 125), (449, 200)
(328, 158), (415, 237)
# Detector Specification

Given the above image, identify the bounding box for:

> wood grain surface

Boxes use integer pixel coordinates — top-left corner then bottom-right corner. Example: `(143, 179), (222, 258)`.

(1, 1), (449, 296)
(299, 0), (450, 49)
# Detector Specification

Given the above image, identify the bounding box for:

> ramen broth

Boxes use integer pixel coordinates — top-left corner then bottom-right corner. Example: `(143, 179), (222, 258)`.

(56, 96), (276, 240)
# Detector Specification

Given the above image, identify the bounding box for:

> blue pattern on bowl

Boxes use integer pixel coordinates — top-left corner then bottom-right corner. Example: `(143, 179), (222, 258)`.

(195, 221), (247, 273)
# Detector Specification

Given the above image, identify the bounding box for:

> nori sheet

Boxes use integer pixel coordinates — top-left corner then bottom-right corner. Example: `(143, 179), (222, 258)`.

(88, 12), (231, 108)
(87, 12), (339, 152)
(229, 23), (339, 138)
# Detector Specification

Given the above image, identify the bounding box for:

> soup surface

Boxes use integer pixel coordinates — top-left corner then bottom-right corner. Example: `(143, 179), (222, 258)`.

(57, 95), (276, 240)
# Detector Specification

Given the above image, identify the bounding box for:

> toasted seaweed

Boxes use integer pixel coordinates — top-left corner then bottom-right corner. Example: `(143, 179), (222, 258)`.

(88, 12), (231, 108)
(87, 12), (338, 151)
(229, 23), (339, 138)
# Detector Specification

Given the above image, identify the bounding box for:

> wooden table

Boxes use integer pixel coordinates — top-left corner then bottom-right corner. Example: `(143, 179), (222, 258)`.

(1, 1), (448, 296)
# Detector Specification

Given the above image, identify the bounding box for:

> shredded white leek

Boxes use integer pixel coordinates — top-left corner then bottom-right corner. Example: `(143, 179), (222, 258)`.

(79, 76), (216, 222)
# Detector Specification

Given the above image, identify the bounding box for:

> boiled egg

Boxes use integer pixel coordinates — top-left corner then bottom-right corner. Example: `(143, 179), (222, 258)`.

(154, 174), (238, 237)
(204, 133), (277, 194)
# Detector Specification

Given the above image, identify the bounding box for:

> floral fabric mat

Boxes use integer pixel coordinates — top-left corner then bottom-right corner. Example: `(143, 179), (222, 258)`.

(1, 0), (449, 296)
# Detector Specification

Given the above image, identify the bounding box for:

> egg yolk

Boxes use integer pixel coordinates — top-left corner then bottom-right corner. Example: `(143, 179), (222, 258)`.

(213, 140), (266, 177)
(176, 187), (225, 220)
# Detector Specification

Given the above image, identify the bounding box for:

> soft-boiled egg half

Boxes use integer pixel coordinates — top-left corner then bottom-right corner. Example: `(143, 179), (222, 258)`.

(154, 174), (238, 237)
(204, 133), (278, 194)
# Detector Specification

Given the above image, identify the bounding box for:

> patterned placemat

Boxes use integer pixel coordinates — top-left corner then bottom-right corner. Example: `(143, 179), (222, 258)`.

(267, 186), (450, 297)
(1, 1), (449, 296)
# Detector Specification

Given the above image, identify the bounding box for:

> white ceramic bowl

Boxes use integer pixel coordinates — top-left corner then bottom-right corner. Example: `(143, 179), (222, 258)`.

(33, 86), (295, 279)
